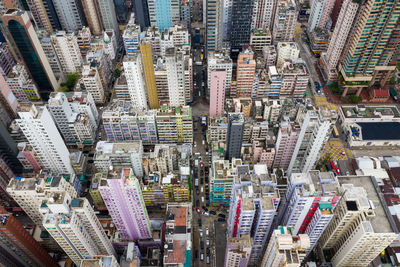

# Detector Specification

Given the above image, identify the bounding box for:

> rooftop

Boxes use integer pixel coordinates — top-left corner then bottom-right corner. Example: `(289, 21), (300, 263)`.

(337, 175), (396, 233)
(341, 105), (400, 119)
(358, 122), (400, 140)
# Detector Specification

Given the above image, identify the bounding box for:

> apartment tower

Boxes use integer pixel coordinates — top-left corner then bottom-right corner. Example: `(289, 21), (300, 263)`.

(2, 10), (58, 100)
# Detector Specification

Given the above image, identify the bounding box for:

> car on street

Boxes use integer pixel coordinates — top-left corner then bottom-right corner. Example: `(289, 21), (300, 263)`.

(88, 160), (94, 163)
(218, 214), (226, 218)
(210, 210), (216, 215)
(203, 211), (209, 216)
(196, 189), (200, 195)
(218, 218), (226, 222)
(198, 219), (202, 227)
(206, 238), (210, 246)
(195, 250), (199, 259)
(196, 208), (201, 214)
(206, 248), (210, 255)
(206, 227), (209, 235)
(200, 162), (204, 168)
(200, 253), (204, 261)
(202, 206), (208, 211)
(200, 229), (203, 237)
(200, 241), (204, 249)
(207, 256), (210, 264)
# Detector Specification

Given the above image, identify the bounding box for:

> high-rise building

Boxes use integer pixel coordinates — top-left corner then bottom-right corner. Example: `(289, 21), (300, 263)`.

(272, 0), (297, 44)
(47, 92), (98, 146)
(229, 0), (254, 56)
(2, 10), (59, 100)
(99, 168), (151, 241)
(232, 49), (256, 98)
(210, 158), (242, 205)
(81, 0), (104, 35)
(0, 206), (59, 267)
(287, 107), (336, 176)
(209, 70), (226, 117)
(249, 28), (272, 53)
(227, 170), (280, 265)
(165, 47), (187, 107)
(273, 120), (301, 170)
(38, 32), (65, 82)
(24, 0), (53, 32)
(280, 171), (340, 253)
(6, 64), (40, 103)
(123, 54), (148, 111)
(0, 42), (15, 76)
(77, 27), (92, 57)
(131, 0), (150, 28)
(224, 235), (252, 267)
(122, 15), (141, 57)
(205, 0), (223, 52)
(308, 0), (335, 32)
(148, 0), (180, 31)
(81, 64), (105, 103)
(276, 42), (300, 67)
(321, 0), (359, 81)
(207, 50), (232, 97)
(94, 141), (144, 177)
(180, 0), (191, 28)
(261, 226), (310, 267)
(140, 42), (159, 109)
(102, 100), (158, 144)
(338, 0), (400, 96)
(156, 105), (193, 144)
(7, 175), (78, 226)
(16, 104), (75, 175)
(51, 31), (82, 74)
(42, 0), (62, 31)
(97, 0), (120, 35)
(251, 0), (275, 29)
(225, 113), (244, 160)
(320, 175), (399, 267)
(280, 60), (309, 97)
(42, 192), (115, 265)
(221, 0), (232, 40)
(51, 0), (86, 32)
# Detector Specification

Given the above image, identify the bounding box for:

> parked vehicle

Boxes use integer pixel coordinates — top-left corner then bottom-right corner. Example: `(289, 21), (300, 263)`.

(218, 218), (226, 222)
(210, 210), (216, 215)
(198, 219), (202, 227)
(218, 214), (226, 218)
(206, 227), (209, 236)
(200, 229), (203, 237)
(200, 253), (204, 261)
(206, 256), (210, 264)
(200, 241), (204, 249)
(196, 208), (201, 214)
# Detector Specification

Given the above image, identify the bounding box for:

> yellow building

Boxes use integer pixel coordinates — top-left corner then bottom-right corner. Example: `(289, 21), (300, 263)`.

(140, 42), (159, 109)
(90, 173), (105, 208)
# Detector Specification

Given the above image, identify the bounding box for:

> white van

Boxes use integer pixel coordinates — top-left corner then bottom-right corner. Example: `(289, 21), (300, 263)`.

(201, 196), (204, 203)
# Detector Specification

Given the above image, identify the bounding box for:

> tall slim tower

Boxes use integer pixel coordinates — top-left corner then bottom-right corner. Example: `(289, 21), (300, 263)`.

(0, 206), (59, 267)
(16, 104), (75, 175)
(99, 168), (152, 241)
(51, 31), (83, 74)
(321, 0), (360, 81)
(51, 0), (86, 32)
(123, 54), (148, 111)
(140, 42), (159, 109)
(287, 107), (336, 176)
(24, 0), (53, 32)
(229, 0), (254, 56)
(43, 193), (115, 265)
(209, 70), (226, 117)
(1, 10), (58, 100)
(206, 0), (223, 52)
(165, 47), (186, 107)
(148, 0), (181, 31)
(81, 0), (104, 35)
(233, 49), (256, 98)
(97, 0), (120, 36)
(339, 0), (400, 91)
(272, 0), (297, 44)
(225, 113), (244, 160)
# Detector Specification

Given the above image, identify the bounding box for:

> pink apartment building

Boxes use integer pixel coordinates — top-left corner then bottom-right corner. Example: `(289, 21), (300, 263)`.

(273, 121), (301, 170)
(209, 70), (226, 117)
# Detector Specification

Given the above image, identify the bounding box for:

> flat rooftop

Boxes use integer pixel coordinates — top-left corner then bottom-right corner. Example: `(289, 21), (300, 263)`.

(358, 122), (400, 140)
(341, 105), (400, 119)
(337, 175), (395, 233)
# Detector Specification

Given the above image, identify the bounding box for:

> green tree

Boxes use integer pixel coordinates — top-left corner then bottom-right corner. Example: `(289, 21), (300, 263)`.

(60, 73), (79, 92)
(114, 68), (122, 79)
